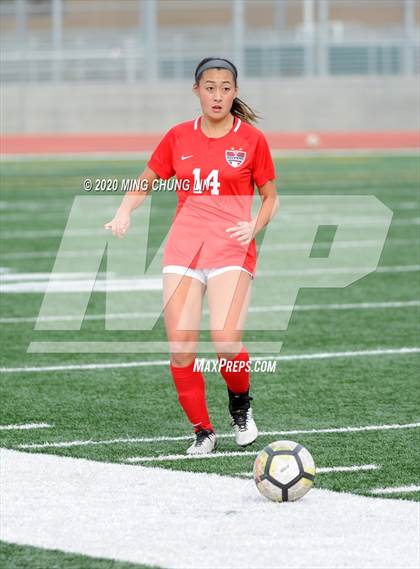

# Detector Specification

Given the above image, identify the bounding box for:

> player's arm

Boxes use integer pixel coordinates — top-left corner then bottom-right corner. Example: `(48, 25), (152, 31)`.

(252, 179), (279, 238)
(104, 166), (159, 238)
(226, 179), (278, 245)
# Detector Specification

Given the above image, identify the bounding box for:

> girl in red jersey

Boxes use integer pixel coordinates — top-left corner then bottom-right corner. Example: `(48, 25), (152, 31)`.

(105, 57), (278, 454)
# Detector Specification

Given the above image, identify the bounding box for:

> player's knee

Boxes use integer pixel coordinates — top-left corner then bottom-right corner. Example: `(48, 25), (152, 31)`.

(212, 337), (242, 360)
(169, 340), (197, 367)
(170, 354), (196, 367)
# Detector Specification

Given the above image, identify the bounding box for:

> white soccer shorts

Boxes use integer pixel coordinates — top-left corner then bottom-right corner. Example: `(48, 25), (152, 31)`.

(162, 265), (253, 285)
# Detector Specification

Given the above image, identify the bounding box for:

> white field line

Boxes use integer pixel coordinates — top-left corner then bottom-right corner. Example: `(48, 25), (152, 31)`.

(0, 201), (167, 214)
(1, 265), (419, 293)
(263, 238), (419, 251)
(1, 266), (419, 281)
(2, 300), (419, 324)
(0, 218), (419, 240)
(2, 346), (419, 375)
(236, 465), (379, 477)
(258, 265), (420, 276)
(370, 485), (420, 495)
(127, 452), (380, 465)
(0, 193), (416, 210)
(0, 229), (97, 239)
(0, 200), (73, 211)
(15, 422), (420, 450)
(126, 450), (256, 462)
(0, 277), (163, 293)
(0, 422), (51, 431)
(246, 301), (420, 312)
(1, 214), (72, 223)
(392, 202), (420, 210)
(251, 347), (420, 361)
(268, 217), (420, 227)
(0, 272), (108, 281)
(0, 198), (417, 214)
(0, 206), (417, 226)
(267, 216), (385, 225)
(1, 249), (111, 260)
(2, 449), (418, 569)
(2, 237), (419, 260)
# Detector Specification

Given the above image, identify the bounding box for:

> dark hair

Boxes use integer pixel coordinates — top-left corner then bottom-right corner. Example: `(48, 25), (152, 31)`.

(194, 57), (259, 124)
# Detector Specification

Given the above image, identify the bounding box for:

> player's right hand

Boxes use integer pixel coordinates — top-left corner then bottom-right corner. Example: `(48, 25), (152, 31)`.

(104, 211), (131, 238)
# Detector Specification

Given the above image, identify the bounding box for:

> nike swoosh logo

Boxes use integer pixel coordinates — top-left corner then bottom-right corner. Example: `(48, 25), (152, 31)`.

(181, 155), (193, 160)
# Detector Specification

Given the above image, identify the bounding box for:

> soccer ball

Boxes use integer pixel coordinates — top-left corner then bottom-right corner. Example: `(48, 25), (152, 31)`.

(253, 440), (316, 502)
(305, 132), (320, 148)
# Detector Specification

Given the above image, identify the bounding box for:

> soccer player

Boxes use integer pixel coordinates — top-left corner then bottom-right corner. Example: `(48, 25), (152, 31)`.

(105, 57), (278, 455)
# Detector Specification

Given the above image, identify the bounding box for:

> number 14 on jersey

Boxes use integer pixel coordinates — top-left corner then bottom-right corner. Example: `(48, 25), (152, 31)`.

(193, 168), (220, 195)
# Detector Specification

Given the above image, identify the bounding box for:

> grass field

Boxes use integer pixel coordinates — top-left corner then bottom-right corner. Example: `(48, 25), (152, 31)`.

(1, 155), (419, 568)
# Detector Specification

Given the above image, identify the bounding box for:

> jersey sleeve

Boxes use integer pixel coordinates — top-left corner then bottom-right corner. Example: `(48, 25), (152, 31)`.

(252, 132), (276, 188)
(147, 128), (176, 179)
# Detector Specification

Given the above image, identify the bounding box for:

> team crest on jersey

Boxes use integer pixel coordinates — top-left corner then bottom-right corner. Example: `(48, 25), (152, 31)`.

(225, 149), (247, 168)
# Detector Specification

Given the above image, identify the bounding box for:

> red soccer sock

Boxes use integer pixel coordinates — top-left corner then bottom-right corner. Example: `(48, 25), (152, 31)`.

(170, 360), (213, 432)
(218, 345), (250, 394)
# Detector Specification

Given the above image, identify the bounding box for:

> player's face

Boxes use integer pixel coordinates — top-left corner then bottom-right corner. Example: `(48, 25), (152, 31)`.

(193, 68), (238, 121)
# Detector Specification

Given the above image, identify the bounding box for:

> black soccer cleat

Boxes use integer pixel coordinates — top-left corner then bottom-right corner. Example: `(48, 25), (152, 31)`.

(186, 428), (217, 455)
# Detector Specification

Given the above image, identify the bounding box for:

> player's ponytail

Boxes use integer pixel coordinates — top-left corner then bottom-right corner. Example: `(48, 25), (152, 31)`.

(231, 97), (259, 124)
(194, 57), (260, 124)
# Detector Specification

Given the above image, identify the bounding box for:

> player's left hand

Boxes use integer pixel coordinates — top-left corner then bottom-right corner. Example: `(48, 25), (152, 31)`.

(225, 220), (256, 245)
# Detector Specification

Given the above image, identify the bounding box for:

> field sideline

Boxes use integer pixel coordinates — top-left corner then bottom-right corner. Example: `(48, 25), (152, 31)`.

(0, 154), (419, 568)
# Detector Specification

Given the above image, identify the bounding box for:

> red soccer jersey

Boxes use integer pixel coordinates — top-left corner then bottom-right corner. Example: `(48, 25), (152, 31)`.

(147, 116), (276, 276)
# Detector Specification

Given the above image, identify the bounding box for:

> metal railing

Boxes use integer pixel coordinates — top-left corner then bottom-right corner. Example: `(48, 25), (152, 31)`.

(1, 0), (419, 83)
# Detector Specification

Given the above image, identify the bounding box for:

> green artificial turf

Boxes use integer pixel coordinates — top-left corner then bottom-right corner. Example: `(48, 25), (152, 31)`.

(1, 155), (419, 568)
(0, 541), (158, 569)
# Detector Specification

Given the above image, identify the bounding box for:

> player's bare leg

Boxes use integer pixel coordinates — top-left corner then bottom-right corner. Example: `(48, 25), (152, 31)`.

(207, 269), (258, 446)
(163, 273), (216, 454)
(163, 272), (204, 366)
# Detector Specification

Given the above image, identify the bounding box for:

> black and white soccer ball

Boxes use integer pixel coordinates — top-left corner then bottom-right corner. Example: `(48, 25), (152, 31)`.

(253, 440), (316, 502)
